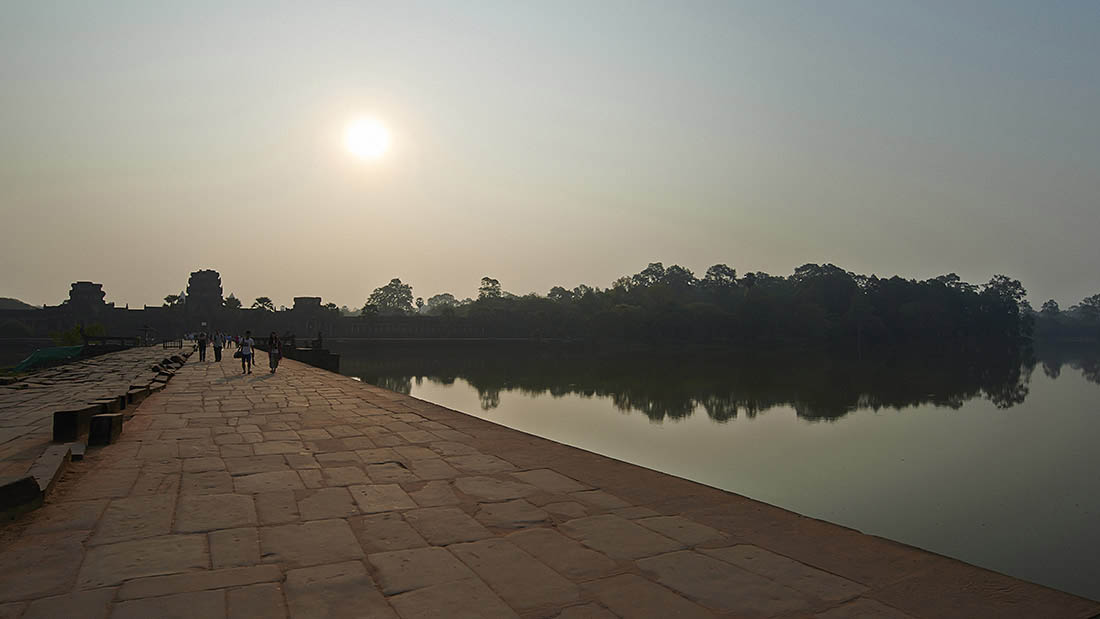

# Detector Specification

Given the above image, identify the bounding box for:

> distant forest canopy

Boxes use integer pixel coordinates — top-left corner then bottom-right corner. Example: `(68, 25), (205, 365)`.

(356, 263), (1100, 345)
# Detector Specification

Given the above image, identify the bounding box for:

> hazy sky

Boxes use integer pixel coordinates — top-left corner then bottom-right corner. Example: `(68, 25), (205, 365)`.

(3, 1), (1098, 309)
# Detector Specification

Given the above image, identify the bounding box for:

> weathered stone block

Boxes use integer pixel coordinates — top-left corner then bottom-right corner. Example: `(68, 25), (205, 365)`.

(450, 538), (580, 610)
(475, 499), (549, 529)
(349, 513), (427, 554)
(507, 527), (617, 581)
(637, 516), (728, 546)
(20, 587), (116, 619)
(701, 545), (868, 602)
(404, 506), (492, 545)
(0, 531), (88, 602)
(367, 546), (475, 595)
(90, 494), (175, 546)
(117, 564), (280, 600)
(52, 405), (98, 442)
(388, 578), (518, 619)
(111, 589), (223, 619)
(285, 561), (395, 619)
(260, 519), (363, 567)
(559, 514), (683, 560)
(348, 483), (415, 513)
(127, 387), (150, 405)
(88, 397), (121, 414)
(0, 476), (43, 520)
(636, 550), (812, 615)
(28, 444), (72, 496)
(89, 414), (123, 446)
(585, 574), (713, 619)
(77, 535), (209, 589)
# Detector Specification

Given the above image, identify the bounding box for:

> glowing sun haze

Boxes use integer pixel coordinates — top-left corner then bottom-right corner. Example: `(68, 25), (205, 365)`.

(344, 117), (391, 161)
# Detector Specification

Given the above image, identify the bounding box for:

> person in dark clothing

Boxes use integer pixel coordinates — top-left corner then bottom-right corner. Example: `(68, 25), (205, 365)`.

(268, 331), (282, 373)
(197, 331), (208, 361)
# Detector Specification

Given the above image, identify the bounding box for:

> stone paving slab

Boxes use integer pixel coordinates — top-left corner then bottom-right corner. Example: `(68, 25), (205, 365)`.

(0, 351), (1096, 618)
(450, 537), (581, 610)
(285, 560), (395, 619)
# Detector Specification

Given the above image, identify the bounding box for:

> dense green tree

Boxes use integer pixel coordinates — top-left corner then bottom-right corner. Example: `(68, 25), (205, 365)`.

(368, 279), (414, 315)
(478, 277), (502, 300)
(632, 263), (665, 288)
(1081, 294), (1100, 320)
(548, 286), (573, 302)
(425, 293), (457, 315)
(663, 265), (697, 290)
(703, 264), (737, 290)
(163, 294), (183, 307)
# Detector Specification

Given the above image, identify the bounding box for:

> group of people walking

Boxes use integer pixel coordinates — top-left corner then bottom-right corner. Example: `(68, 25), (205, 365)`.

(194, 330), (283, 374)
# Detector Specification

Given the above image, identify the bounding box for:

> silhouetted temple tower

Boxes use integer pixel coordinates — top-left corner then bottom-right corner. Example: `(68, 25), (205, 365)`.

(186, 269), (223, 327)
(67, 281), (110, 317)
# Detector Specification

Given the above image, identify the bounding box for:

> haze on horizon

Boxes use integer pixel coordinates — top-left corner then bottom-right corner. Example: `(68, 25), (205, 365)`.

(2, 1), (1098, 310)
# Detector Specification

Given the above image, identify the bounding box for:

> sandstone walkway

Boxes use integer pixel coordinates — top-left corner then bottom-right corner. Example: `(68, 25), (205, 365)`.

(1, 352), (1097, 618)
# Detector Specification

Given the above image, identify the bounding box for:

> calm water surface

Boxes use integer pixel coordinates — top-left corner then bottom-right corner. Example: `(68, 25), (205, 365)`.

(352, 343), (1095, 599)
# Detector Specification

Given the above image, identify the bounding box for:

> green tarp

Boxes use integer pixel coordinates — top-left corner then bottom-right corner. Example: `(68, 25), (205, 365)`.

(13, 346), (84, 372)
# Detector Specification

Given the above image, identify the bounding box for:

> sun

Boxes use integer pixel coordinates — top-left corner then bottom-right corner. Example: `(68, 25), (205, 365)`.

(344, 117), (391, 161)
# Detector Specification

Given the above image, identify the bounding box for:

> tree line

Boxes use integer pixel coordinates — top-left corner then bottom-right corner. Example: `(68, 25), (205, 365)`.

(353, 262), (1081, 346)
(154, 262), (1097, 345)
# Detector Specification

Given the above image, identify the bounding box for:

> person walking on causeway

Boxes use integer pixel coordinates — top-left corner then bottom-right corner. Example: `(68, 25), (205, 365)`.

(240, 330), (255, 374)
(268, 331), (282, 374)
(197, 331), (208, 361)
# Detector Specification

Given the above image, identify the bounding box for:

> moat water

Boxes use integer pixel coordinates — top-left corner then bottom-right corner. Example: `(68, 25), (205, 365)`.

(331, 340), (1100, 601)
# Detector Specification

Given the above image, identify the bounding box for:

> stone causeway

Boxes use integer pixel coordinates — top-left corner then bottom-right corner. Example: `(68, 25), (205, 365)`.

(0, 350), (1096, 618)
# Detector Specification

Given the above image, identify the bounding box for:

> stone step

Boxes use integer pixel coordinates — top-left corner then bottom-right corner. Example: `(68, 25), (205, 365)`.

(52, 404), (100, 442)
(0, 475), (42, 521)
(89, 414), (123, 446)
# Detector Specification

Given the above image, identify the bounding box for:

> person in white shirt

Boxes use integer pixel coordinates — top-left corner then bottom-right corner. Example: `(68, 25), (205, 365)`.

(212, 332), (224, 362)
(240, 330), (256, 374)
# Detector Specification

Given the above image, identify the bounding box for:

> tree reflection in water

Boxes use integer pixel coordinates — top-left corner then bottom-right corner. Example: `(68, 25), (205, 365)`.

(338, 342), (1099, 423)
